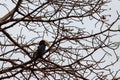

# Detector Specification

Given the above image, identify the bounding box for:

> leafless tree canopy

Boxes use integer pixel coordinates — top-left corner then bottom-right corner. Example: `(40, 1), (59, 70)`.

(0, 0), (120, 80)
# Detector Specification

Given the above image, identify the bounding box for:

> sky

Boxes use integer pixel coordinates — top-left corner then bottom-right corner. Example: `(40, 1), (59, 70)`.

(0, 0), (120, 79)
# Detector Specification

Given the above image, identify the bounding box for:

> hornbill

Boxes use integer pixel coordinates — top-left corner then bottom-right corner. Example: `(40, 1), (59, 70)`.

(33, 40), (50, 59)
(30, 40), (50, 76)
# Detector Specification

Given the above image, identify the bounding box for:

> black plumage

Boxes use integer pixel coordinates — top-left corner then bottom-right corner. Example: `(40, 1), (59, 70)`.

(33, 40), (50, 58)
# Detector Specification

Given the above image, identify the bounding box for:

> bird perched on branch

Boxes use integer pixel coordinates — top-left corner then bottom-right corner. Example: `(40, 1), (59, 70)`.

(33, 40), (50, 59)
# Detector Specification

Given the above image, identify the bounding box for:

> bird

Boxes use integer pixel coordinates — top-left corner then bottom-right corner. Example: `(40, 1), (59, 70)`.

(33, 40), (50, 59)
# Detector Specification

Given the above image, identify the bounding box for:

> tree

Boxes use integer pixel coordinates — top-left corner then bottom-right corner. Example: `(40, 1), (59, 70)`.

(0, 0), (120, 80)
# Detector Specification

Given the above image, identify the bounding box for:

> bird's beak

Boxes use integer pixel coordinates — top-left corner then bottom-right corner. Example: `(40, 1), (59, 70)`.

(44, 40), (50, 47)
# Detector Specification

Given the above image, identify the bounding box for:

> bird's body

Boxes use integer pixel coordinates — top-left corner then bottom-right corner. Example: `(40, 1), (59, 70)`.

(33, 40), (50, 59)
(35, 41), (46, 58)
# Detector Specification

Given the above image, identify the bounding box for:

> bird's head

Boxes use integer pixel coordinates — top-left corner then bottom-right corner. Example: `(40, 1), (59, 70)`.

(39, 40), (50, 47)
(34, 40), (50, 53)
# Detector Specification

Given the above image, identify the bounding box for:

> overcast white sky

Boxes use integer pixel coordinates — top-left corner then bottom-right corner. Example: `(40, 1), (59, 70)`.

(0, 0), (120, 79)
